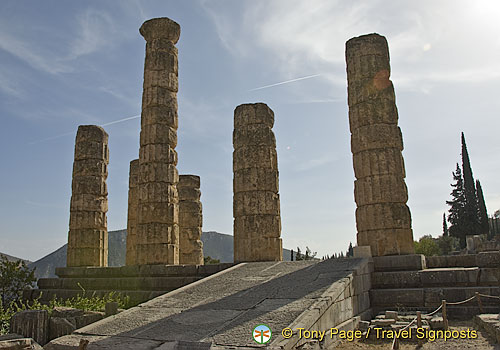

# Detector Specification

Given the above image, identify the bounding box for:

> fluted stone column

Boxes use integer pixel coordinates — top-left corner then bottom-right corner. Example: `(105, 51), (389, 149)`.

(233, 103), (282, 262)
(346, 33), (415, 256)
(136, 17), (180, 265)
(178, 175), (204, 265)
(67, 125), (109, 267)
(125, 159), (139, 265)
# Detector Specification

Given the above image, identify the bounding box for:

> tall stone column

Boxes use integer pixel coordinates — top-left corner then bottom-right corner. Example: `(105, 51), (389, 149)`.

(233, 103), (282, 262)
(135, 17), (180, 265)
(67, 125), (109, 267)
(178, 175), (204, 265)
(125, 159), (139, 265)
(345, 33), (414, 256)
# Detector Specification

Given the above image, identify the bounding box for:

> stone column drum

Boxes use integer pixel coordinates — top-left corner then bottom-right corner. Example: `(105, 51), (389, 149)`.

(135, 17), (180, 265)
(345, 34), (414, 256)
(125, 159), (139, 265)
(233, 103), (282, 262)
(178, 175), (204, 265)
(67, 125), (109, 267)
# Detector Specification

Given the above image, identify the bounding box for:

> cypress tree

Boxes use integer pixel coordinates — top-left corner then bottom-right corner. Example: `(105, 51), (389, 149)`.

(442, 213), (448, 237)
(461, 133), (480, 235)
(476, 179), (490, 238)
(446, 163), (467, 248)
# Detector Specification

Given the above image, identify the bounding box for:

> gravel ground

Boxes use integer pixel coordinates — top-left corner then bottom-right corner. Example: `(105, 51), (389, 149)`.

(335, 321), (500, 350)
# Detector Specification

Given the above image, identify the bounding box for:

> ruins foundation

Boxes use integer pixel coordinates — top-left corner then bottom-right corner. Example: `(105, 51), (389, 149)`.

(346, 34), (415, 256)
(67, 125), (109, 267)
(125, 159), (139, 266)
(178, 175), (204, 265)
(233, 103), (282, 262)
(135, 17), (180, 264)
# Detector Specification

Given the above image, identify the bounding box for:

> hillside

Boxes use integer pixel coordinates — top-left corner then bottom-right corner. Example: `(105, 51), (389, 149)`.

(0, 252), (31, 265)
(28, 230), (292, 279)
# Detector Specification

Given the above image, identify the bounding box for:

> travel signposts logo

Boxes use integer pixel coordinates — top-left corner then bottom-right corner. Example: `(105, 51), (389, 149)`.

(253, 324), (272, 344)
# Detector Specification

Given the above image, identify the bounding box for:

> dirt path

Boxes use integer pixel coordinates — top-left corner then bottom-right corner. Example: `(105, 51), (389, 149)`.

(335, 321), (500, 350)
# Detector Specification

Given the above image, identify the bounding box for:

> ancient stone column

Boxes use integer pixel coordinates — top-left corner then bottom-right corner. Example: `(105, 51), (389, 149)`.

(67, 125), (109, 267)
(345, 33), (414, 256)
(178, 175), (204, 265)
(135, 17), (180, 265)
(233, 103), (282, 262)
(125, 159), (139, 265)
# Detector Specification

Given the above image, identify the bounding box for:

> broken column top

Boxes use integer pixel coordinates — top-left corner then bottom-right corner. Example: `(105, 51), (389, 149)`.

(140, 17), (181, 43)
(178, 174), (200, 188)
(234, 103), (274, 128)
(76, 125), (108, 143)
(345, 33), (389, 60)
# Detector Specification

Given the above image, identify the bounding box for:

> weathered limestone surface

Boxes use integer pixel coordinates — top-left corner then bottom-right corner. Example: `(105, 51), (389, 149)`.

(125, 159), (139, 265)
(10, 310), (49, 346)
(178, 175), (204, 265)
(346, 34), (414, 256)
(67, 125), (109, 267)
(233, 103), (282, 262)
(136, 17), (181, 265)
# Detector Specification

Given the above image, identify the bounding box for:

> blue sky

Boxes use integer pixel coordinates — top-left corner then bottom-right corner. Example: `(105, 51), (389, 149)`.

(1, 0), (500, 261)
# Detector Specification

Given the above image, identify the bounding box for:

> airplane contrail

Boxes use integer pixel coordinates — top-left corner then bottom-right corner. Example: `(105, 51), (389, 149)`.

(28, 114), (141, 145)
(249, 74), (322, 91)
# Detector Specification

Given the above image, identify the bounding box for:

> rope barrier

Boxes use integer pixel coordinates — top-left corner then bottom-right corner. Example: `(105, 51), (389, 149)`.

(388, 291), (499, 350)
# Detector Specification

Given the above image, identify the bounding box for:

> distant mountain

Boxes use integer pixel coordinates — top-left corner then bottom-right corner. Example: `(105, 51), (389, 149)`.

(28, 230), (292, 279)
(0, 252), (31, 265)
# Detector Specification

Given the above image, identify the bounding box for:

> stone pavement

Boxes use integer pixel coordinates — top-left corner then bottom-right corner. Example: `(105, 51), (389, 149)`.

(45, 258), (370, 349)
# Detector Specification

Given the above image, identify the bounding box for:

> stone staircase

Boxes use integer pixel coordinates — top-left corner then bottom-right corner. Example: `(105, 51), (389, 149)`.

(369, 252), (500, 318)
(25, 263), (233, 307)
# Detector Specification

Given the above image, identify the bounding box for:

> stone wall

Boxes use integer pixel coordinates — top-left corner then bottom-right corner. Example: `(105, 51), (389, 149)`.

(135, 18), (180, 265)
(178, 175), (204, 265)
(233, 103), (282, 262)
(67, 125), (109, 267)
(345, 34), (414, 256)
(125, 159), (139, 266)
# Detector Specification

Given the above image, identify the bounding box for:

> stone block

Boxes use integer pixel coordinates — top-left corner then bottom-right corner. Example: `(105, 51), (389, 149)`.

(419, 267), (479, 287)
(143, 69), (178, 92)
(136, 243), (179, 265)
(140, 124), (178, 147)
(233, 215), (281, 239)
(72, 159), (108, 177)
(348, 99), (399, 132)
(477, 251), (500, 267)
(233, 124), (276, 148)
(358, 229), (415, 257)
(142, 86), (177, 109)
(138, 182), (178, 203)
(234, 103), (274, 128)
(178, 175), (200, 188)
(371, 270), (421, 289)
(370, 288), (424, 307)
(67, 229), (107, 248)
(71, 176), (107, 196)
(355, 203), (411, 231)
(51, 307), (84, 319)
(70, 194), (107, 212)
(179, 212), (202, 227)
(139, 144), (178, 165)
(141, 106), (178, 129)
(353, 245), (372, 258)
(137, 202), (178, 224)
(354, 174), (408, 206)
(49, 317), (75, 341)
(136, 222), (179, 244)
(75, 125), (108, 143)
(373, 254), (426, 272)
(233, 168), (279, 193)
(178, 187), (201, 201)
(10, 310), (48, 346)
(105, 302), (118, 317)
(138, 163), (179, 184)
(479, 268), (500, 286)
(233, 146), (278, 171)
(74, 141), (108, 161)
(385, 311), (398, 320)
(233, 191), (280, 216)
(179, 201), (202, 213)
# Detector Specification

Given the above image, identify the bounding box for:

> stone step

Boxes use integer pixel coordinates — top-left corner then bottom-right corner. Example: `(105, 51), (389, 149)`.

(372, 267), (500, 289)
(370, 286), (500, 309)
(37, 275), (202, 291)
(24, 289), (167, 307)
(55, 263), (234, 278)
